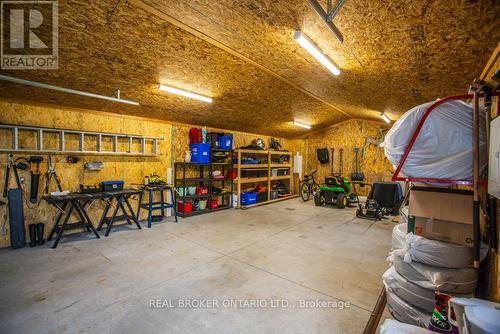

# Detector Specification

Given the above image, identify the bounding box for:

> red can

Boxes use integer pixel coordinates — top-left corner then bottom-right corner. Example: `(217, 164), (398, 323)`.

(177, 201), (192, 213)
(210, 199), (218, 209)
(196, 186), (209, 195)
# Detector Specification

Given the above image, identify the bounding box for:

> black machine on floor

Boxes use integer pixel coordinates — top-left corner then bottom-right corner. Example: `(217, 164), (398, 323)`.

(353, 182), (403, 221)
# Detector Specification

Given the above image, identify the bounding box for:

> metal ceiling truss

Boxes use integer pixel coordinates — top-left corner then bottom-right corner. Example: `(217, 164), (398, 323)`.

(307, 0), (345, 43)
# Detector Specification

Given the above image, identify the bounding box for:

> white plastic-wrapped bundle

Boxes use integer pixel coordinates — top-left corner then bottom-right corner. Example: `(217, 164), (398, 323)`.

(386, 290), (430, 328)
(391, 254), (477, 294)
(383, 100), (487, 181)
(383, 266), (436, 312)
(379, 319), (433, 334)
(391, 223), (474, 268)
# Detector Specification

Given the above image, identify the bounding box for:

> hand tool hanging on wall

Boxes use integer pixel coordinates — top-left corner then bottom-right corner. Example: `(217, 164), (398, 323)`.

(330, 148), (335, 175)
(29, 156), (43, 203)
(44, 155), (62, 194)
(351, 148), (365, 181)
(338, 148), (344, 176)
(3, 154), (22, 198)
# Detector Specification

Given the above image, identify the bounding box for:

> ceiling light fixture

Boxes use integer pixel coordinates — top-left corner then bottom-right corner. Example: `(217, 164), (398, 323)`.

(380, 113), (391, 123)
(293, 120), (312, 129)
(293, 31), (340, 76)
(158, 84), (213, 103)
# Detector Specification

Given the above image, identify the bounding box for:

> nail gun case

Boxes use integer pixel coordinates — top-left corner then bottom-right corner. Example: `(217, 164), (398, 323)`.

(8, 188), (25, 249)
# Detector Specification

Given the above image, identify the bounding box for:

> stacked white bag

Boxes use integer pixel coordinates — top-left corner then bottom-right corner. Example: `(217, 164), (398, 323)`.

(382, 100), (487, 182)
(383, 223), (481, 328)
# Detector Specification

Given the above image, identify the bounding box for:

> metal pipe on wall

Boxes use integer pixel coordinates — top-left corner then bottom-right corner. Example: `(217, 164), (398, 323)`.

(0, 74), (140, 106)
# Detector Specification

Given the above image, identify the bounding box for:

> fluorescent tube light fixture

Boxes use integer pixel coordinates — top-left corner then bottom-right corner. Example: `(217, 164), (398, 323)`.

(293, 31), (341, 76)
(380, 113), (391, 123)
(158, 84), (213, 103)
(293, 120), (311, 129)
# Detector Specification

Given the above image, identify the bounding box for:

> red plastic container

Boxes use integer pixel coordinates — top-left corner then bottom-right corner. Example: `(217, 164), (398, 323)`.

(196, 186), (209, 195)
(210, 199), (218, 209)
(177, 201), (193, 213)
(189, 128), (202, 144)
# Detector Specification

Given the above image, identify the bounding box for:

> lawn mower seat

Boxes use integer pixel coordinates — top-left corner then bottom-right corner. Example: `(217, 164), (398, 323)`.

(325, 176), (349, 192)
(325, 176), (340, 186)
(367, 182), (402, 215)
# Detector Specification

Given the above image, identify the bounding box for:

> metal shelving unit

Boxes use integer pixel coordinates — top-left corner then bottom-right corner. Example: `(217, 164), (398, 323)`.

(174, 148), (234, 218)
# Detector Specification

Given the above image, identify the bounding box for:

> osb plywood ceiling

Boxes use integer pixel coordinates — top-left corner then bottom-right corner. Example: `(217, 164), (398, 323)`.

(0, 0), (498, 137)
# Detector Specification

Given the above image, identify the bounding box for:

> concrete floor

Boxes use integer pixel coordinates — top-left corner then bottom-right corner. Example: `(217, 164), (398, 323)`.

(0, 198), (394, 334)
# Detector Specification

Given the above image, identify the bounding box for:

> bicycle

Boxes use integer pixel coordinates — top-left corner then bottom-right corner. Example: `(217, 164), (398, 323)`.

(300, 170), (320, 201)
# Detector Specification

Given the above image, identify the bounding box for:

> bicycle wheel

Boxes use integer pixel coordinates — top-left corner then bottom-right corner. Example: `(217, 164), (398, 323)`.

(311, 182), (320, 195)
(300, 183), (310, 201)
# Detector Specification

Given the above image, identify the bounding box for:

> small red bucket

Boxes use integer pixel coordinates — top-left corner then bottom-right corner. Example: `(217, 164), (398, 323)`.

(177, 201), (192, 213)
(210, 199), (218, 209)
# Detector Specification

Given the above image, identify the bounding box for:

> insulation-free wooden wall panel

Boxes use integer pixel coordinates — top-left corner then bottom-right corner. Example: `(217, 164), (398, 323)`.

(303, 119), (394, 195)
(0, 101), (170, 248)
(1, 1), (497, 137)
(0, 100), (304, 248)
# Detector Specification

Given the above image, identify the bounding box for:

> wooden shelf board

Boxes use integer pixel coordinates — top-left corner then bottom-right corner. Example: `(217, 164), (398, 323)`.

(237, 164), (268, 169)
(233, 149), (292, 156)
(270, 164), (291, 168)
(269, 151), (291, 155)
(270, 175), (292, 180)
(239, 194), (298, 209)
(238, 177), (269, 183)
(234, 149), (269, 154)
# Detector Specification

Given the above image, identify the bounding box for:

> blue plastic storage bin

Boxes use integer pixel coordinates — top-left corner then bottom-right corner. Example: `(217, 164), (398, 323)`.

(101, 180), (124, 192)
(190, 143), (211, 163)
(240, 192), (257, 206)
(218, 135), (233, 150)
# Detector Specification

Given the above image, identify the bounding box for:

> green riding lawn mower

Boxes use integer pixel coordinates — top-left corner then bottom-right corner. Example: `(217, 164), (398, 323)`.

(313, 148), (357, 209)
(314, 175), (356, 209)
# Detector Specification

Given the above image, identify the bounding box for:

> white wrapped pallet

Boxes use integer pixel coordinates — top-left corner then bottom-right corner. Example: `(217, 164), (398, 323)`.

(386, 290), (430, 328)
(379, 319), (433, 334)
(382, 266), (436, 312)
(383, 100), (487, 181)
(391, 254), (477, 294)
(391, 223), (475, 268)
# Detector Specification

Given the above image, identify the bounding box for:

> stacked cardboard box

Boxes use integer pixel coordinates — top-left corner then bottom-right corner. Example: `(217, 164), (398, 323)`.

(409, 187), (473, 247)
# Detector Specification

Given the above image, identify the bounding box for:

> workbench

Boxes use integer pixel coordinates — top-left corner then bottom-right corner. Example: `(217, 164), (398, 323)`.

(43, 189), (142, 248)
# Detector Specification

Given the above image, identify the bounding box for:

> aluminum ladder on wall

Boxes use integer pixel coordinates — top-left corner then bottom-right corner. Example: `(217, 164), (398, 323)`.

(0, 124), (161, 156)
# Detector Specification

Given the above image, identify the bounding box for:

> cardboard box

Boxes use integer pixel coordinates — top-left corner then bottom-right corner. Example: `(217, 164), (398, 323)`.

(413, 216), (473, 247)
(409, 187), (473, 224)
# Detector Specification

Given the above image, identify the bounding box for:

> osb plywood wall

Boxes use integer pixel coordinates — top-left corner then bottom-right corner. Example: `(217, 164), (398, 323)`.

(170, 124), (305, 180)
(0, 100), (306, 248)
(0, 101), (172, 247)
(303, 119), (393, 195)
(171, 125), (301, 163)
